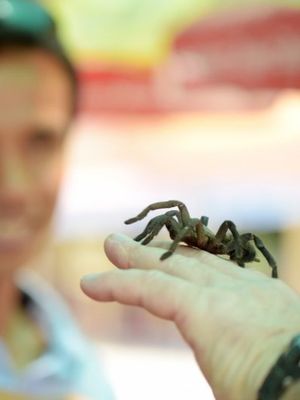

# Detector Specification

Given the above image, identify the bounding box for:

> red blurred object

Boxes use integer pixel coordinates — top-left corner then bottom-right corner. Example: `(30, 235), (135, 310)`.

(174, 6), (300, 89)
(78, 6), (300, 114)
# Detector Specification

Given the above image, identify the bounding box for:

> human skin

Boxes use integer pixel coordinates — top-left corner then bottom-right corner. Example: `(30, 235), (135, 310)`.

(81, 233), (300, 400)
(0, 48), (73, 331)
(0, 48), (73, 272)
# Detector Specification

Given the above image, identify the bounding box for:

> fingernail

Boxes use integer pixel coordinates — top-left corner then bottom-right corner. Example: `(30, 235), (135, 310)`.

(108, 233), (134, 244)
(105, 234), (133, 268)
(81, 273), (101, 283)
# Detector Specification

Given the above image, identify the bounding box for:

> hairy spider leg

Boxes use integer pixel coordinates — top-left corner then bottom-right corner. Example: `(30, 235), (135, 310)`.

(166, 210), (183, 226)
(215, 220), (244, 265)
(134, 211), (182, 245)
(124, 200), (191, 225)
(241, 233), (278, 278)
(160, 219), (200, 261)
(134, 215), (165, 244)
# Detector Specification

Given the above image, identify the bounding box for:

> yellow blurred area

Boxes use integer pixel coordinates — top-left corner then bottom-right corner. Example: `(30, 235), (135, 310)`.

(43, 0), (205, 67)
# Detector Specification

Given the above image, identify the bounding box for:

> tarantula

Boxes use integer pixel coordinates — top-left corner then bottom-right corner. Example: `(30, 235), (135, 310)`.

(125, 200), (278, 278)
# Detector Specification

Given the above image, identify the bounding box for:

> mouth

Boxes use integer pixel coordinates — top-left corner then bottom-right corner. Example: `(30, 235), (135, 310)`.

(0, 222), (34, 252)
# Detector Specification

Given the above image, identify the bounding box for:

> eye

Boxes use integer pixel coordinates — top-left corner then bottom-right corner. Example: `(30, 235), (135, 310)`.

(27, 128), (62, 151)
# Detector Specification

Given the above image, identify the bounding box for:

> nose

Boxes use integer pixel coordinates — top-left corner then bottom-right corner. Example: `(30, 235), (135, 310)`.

(0, 150), (29, 215)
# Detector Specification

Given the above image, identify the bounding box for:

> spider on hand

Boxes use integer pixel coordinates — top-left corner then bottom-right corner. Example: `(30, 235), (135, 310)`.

(125, 200), (278, 278)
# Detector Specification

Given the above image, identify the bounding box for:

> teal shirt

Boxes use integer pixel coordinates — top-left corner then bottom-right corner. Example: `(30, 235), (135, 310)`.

(0, 270), (115, 399)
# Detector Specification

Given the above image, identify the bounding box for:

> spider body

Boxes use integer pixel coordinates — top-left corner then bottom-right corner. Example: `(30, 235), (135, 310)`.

(125, 200), (278, 278)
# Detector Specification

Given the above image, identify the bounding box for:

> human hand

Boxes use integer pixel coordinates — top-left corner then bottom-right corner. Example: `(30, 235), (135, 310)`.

(80, 233), (300, 400)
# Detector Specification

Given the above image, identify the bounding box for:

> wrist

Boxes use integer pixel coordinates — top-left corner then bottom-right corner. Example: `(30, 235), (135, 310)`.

(229, 332), (299, 400)
(210, 334), (289, 400)
(282, 381), (300, 400)
(245, 335), (292, 400)
(257, 332), (300, 400)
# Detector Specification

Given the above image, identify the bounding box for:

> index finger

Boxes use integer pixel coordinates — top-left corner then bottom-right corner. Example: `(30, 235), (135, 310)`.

(147, 240), (254, 279)
(104, 233), (230, 285)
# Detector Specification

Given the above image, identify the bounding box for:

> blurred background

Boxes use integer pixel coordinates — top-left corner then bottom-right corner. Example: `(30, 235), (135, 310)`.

(32, 1), (300, 398)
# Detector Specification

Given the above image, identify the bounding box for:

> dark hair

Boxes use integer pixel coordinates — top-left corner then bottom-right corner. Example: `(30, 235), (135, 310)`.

(0, 0), (78, 115)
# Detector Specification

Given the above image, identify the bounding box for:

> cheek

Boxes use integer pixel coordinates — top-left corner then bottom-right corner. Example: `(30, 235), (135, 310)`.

(31, 155), (64, 220)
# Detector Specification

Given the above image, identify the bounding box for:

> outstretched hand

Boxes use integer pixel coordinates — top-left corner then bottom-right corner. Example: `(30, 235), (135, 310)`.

(80, 233), (300, 400)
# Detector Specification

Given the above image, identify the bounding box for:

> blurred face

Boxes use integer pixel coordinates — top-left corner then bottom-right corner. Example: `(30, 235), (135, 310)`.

(0, 48), (73, 273)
